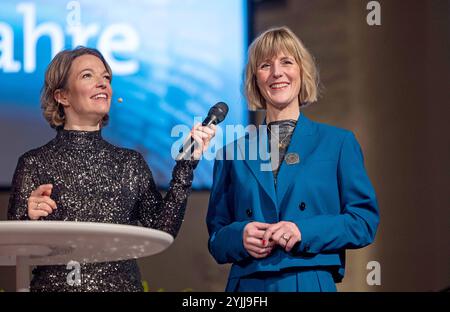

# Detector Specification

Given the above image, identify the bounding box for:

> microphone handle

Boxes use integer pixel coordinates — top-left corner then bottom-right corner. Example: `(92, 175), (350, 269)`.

(176, 116), (217, 161)
(202, 115), (217, 127)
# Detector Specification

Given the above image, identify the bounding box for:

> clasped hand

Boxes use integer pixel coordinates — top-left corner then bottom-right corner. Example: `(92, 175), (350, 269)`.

(243, 221), (301, 258)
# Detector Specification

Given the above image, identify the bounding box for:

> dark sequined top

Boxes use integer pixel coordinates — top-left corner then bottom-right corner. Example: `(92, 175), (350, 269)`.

(267, 119), (297, 184)
(7, 129), (197, 292)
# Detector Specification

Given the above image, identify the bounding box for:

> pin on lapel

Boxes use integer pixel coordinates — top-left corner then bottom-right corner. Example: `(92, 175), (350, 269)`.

(285, 152), (300, 165)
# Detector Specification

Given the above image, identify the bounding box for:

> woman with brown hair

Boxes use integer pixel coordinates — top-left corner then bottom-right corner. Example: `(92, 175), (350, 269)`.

(8, 46), (216, 291)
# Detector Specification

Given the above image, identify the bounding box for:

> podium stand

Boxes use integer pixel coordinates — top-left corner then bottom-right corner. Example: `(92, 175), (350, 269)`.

(0, 221), (173, 292)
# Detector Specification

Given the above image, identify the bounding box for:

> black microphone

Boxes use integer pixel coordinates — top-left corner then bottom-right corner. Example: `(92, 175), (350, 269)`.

(176, 102), (229, 161)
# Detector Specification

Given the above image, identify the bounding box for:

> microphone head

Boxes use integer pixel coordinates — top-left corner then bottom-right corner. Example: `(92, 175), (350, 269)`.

(208, 102), (229, 124)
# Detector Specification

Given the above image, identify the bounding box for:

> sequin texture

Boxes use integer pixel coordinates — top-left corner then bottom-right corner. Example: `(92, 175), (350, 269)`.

(7, 129), (197, 291)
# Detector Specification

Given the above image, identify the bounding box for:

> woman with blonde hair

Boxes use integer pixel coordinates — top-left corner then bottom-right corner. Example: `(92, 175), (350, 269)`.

(207, 26), (379, 291)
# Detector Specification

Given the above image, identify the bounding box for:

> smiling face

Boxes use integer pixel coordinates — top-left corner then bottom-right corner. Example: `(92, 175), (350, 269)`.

(256, 51), (302, 112)
(56, 54), (112, 129)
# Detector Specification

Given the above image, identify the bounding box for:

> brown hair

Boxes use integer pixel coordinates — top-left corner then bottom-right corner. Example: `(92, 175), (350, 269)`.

(245, 26), (319, 110)
(40, 46), (112, 128)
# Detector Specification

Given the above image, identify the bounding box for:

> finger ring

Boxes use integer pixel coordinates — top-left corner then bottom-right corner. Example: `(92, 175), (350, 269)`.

(36, 202), (41, 210)
(283, 233), (290, 240)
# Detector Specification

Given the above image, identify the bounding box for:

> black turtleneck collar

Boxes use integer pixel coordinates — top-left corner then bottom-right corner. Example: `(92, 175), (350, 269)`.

(54, 128), (104, 150)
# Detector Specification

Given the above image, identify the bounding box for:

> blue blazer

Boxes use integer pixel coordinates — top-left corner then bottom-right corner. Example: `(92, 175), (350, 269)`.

(206, 113), (379, 286)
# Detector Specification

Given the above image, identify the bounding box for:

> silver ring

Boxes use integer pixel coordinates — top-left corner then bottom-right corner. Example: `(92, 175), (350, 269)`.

(36, 202), (42, 210)
(282, 233), (290, 240)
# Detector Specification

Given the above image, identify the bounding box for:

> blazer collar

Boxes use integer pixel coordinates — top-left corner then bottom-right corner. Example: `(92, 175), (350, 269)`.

(237, 121), (277, 208)
(237, 112), (317, 209)
(276, 112), (318, 206)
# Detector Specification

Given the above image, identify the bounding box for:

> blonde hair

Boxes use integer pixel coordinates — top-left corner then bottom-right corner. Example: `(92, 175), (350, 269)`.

(41, 46), (112, 128)
(245, 26), (319, 110)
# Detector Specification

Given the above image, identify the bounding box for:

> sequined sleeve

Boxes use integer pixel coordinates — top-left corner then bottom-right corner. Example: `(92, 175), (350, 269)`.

(8, 154), (40, 220)
(134, 154), (198, 238)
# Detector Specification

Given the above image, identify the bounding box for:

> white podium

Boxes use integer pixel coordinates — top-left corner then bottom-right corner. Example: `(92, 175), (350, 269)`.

(0, 221), (173, 292)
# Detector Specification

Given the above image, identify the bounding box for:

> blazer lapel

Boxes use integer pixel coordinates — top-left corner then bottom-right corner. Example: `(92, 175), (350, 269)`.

(276, 112), (318, 207)
(237, 125), (277, 209)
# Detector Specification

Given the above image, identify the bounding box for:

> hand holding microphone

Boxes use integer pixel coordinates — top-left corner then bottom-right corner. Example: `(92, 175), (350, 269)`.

(177, 102), (229, 160)
(190, 123), (217, 160)
(116, 97), (227, 160)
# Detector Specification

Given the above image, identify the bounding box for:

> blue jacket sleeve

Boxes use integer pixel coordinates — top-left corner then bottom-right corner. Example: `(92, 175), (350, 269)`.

(206, 154), (251, 264)
(294, 132), (379, 254)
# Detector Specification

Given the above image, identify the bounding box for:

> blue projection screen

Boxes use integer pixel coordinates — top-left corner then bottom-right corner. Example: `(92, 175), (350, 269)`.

(0, 0), (248, 188)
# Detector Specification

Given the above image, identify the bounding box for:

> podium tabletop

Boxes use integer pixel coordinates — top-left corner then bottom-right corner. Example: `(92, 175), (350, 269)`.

(0, 221), (173, 266)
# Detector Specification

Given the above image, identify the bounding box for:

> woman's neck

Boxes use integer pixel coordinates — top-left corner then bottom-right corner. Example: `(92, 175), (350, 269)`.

(266, 104), (300, 124)
(64, 123), (100, 131)
(63, 112), (103, 131)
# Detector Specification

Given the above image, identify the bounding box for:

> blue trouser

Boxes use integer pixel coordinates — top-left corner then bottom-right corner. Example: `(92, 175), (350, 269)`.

(226, 269), (337, 292)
